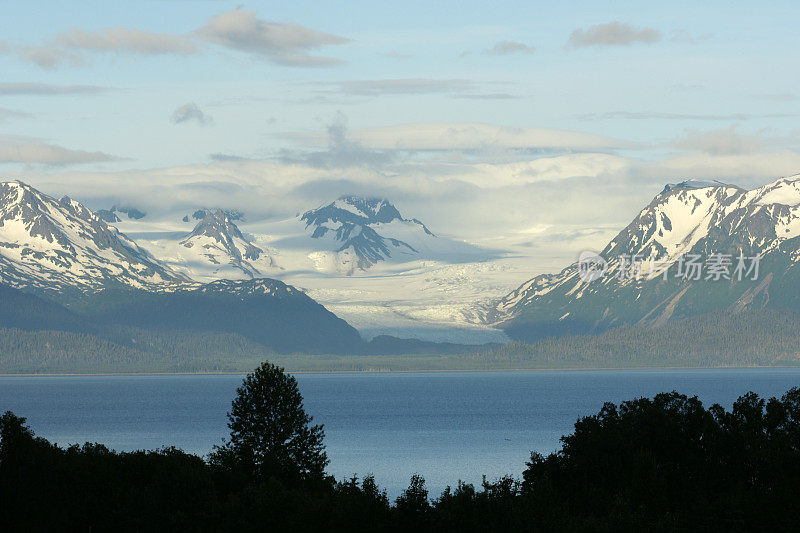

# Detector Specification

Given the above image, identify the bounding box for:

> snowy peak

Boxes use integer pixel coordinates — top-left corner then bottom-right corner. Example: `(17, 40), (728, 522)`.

(605, 182), (747, 263)
(299, 196), (436, 273)
(302, 195), (433, 235)
(0, 180), (188, 291)
(179, 209), (274, 279)
(495, 173), (800, 334)
(660, 179), (736, 194)
(615, 174), (800, 264)
(749, 174), (800, 207)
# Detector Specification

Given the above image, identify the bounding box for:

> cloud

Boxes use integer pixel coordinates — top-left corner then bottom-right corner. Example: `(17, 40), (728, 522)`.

(12, 29), (196, 69)
(56, 27), (197, 55)
(324, 78), (475, 97)
(0, 108), (33, 122)
(0, 135), (120, 165)
(448, 153), (632, 188)
(175, 180), (244, 193)
(19, 46), (85, 69)
(450, 93), (521, 100)
(291, 122), (637, 153)
(196, 8), (349, 66)
(483, 41), (535, 55)
(279, 113), (393, 169)
(579, 111), (800, 121)
(171, 103), (213, 126)
(641, 151), (800, 188)
(11, 8), (347, 69)
(671, 126), (766, 155)
(209, 153), (252, 162)
(567, 22), (661, 48)
(0, 82), (113, 95)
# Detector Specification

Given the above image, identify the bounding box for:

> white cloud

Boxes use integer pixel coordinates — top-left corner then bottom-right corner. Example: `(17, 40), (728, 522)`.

(483, 41), (535, 55)
(0, 82), (112, 95)
(671, 126), (765, 155)
(290, 122), (637, 153)
(11, 8), (347, 69)
(450, 93), (521, 100)
(57, 27), (197, 55)
(196, 8), (349, 66)
(578, 111), (800, 121)
(645, 151), (800, 185)
(279, 113), (392, 169)
(20, 46), (85, 69)
(171, 103), (213, 126)
(465, 153), (631, 187)
(0, 135), (119, 165)
(567, 22), (661, 48)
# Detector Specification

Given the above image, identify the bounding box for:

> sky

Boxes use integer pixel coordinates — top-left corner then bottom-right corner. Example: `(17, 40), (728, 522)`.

(2, 0), (800, 271)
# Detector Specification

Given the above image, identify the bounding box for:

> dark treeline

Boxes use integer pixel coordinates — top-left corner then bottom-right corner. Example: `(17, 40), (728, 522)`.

(0, 326), (271, 373)
(478, 309), (800, 368)
(3, 363), (800, 531)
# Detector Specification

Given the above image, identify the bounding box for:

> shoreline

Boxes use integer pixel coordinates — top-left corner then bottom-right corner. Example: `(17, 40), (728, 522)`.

(2, 364), (800, 377)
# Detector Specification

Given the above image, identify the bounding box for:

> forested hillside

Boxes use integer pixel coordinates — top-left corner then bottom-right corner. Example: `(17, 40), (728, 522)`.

(479, 309), (800, 368)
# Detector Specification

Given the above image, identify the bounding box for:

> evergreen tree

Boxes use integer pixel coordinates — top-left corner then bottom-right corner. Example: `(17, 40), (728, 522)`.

(210, 362), (329, 485)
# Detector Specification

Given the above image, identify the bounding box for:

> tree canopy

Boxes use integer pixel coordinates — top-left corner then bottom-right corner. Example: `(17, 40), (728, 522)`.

(210, 361), (328, 485)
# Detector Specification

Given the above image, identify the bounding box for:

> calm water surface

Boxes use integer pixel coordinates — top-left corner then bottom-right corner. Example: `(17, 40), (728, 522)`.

(2, 369), (799, 497)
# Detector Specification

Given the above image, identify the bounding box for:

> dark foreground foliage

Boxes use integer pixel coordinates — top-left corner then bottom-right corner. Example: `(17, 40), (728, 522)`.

(4, 386), (800, 531)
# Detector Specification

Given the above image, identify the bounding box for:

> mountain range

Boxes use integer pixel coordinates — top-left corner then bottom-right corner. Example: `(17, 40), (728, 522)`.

(0, 180), (492, 370)
(3, 173), (800, 371)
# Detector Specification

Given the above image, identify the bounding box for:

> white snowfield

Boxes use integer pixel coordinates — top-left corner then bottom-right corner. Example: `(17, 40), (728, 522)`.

(111, 196), (518, 343)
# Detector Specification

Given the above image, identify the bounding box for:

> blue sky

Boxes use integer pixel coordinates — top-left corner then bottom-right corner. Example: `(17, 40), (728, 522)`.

(2, 1), (800, 265)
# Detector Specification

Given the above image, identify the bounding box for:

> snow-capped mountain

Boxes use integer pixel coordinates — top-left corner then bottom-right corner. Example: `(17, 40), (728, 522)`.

(0, 180), (189, 292)
(299, 196), (436, 273)
(177, 210), (275, 279)
(493, 174), (800, 341)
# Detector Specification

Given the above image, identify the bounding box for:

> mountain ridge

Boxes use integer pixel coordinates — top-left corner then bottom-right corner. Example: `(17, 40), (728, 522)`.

(493, 173), (800, 342)
(0, 180), (189, 292)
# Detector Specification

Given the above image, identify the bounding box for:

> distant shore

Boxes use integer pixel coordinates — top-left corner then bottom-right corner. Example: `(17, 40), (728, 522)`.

(2, 363), (799, 377)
